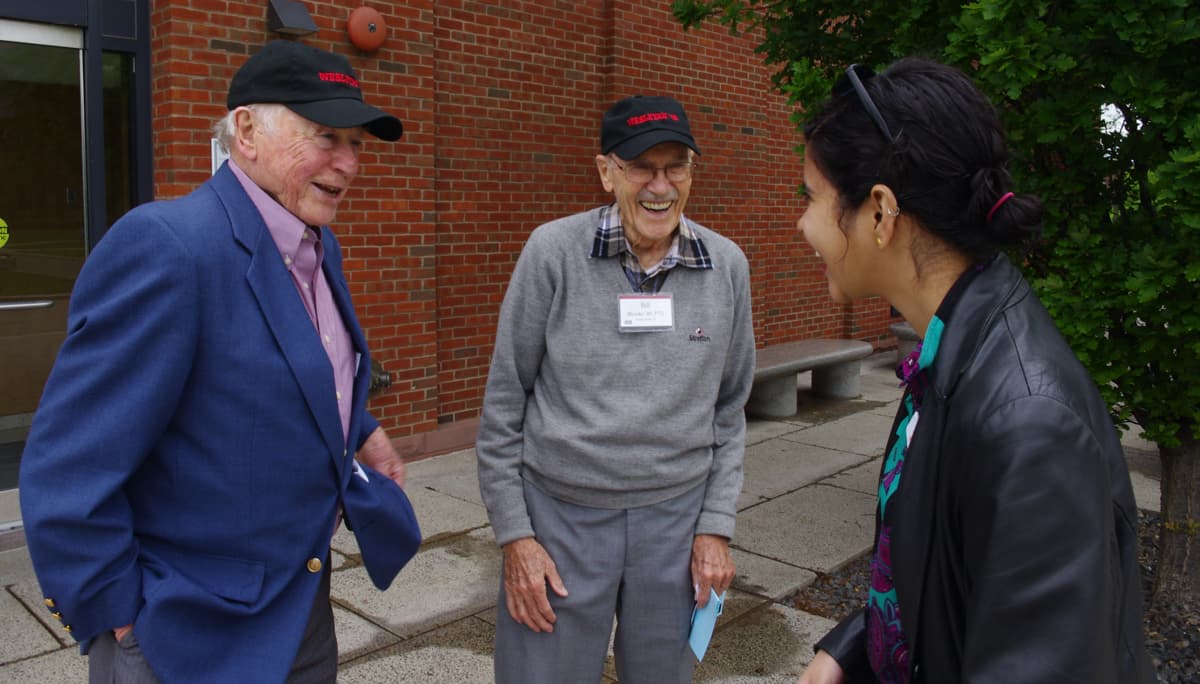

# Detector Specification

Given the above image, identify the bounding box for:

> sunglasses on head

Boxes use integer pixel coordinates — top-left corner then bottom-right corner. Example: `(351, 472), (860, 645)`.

(833, 64), (895, 143)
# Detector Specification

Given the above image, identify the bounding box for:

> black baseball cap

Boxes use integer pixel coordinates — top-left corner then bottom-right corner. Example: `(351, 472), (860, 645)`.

(227, 40), (403, 141)
(600, 95), (699, 159)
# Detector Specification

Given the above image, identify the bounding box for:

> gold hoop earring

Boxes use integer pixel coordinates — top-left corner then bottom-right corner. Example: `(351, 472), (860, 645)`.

(886, 207), (900, 217)
(876, 236), (883, 247)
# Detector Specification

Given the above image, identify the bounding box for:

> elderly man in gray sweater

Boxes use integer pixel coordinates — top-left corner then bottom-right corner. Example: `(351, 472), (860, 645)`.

(476, 95), (756, 683)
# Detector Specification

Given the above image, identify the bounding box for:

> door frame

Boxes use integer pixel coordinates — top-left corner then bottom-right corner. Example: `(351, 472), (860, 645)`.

(0, 0), (153, 532)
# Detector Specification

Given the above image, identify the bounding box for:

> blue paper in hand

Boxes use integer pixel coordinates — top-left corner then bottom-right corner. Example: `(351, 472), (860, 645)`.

(688, 588), (725, 662)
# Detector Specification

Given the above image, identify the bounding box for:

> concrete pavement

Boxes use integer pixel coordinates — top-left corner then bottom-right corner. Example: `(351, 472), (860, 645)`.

(0, 352), (1162, 682)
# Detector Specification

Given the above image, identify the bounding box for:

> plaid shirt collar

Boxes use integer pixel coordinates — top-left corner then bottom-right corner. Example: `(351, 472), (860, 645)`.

(589, 203), (713, 272)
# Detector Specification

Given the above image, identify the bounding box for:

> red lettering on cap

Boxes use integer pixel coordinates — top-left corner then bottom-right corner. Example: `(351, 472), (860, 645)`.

(626, 112), (680, 126)
(319, 72), (360, 88)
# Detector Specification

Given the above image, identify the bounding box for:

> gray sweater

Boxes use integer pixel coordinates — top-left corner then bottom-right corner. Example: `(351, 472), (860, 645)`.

(476, 207), (756, 546)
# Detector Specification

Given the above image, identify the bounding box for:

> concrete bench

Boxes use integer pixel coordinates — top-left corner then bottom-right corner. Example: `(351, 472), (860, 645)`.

(888, 321), (920, 363)
(745, 339), (874, 418)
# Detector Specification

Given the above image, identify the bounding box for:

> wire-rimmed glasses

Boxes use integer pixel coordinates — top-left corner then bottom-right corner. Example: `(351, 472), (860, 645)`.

(607, 156), (696, 184)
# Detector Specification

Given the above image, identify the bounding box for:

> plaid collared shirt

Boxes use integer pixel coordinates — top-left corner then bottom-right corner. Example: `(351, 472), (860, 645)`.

(588, 203), (713, 292)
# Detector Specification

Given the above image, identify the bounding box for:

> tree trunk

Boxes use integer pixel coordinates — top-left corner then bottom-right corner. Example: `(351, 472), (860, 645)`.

(1151, 431), (1200, 612)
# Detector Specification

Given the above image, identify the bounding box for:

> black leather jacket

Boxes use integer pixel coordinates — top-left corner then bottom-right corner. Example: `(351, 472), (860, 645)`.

(817, 255), (1154, 683)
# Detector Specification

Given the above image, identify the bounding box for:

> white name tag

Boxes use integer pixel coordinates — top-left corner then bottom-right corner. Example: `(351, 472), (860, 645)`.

(618, 293), (674, 332)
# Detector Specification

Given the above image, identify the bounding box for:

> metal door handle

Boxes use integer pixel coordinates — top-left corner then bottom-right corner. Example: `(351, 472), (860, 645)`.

(0, 300), (55, 311)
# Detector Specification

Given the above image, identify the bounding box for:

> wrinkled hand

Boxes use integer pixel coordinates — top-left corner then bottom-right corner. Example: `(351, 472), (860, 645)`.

(356, 427), (407, 489)
(113, 623), (133, 643)
(502, 537), (568, 632)
(691, 534), (735, 608)
(797, 650), (844, 684)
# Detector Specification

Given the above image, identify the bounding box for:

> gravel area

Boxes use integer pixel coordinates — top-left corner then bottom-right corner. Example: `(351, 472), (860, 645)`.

(789, 510), (1198, 682)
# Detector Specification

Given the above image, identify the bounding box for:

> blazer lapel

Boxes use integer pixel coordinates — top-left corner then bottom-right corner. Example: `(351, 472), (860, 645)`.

(889, 255), (1025, 671)
(320, 228), (373, 447)
(215, 167), (348, 475)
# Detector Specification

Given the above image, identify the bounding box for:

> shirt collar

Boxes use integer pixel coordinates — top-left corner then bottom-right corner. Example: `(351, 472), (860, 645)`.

(589, 203), (713, 270)
(228, 158), (315, 265)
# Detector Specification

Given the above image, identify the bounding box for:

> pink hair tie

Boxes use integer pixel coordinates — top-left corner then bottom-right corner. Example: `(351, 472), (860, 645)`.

(986, 191), (1014, 223)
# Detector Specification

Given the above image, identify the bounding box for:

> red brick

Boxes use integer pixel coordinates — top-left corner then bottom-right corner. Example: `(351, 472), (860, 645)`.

(150, 0), (894, 442)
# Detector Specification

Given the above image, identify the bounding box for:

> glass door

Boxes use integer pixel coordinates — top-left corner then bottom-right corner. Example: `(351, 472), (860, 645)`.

(0, 20), (86, 528)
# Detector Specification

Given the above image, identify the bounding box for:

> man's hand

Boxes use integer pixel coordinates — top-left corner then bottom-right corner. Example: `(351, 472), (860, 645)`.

(356, 426), (407, 489)
(113, 623), (133, 644)
(691, 534), (735, 608)
(796, 650), (844, 684)
(502, 537), (568, 633)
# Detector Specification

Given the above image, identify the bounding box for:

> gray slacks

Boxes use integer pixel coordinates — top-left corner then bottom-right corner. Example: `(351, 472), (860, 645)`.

(88, 557), (336, 684)
(494, 479), (703, 684)
(88, 631), (159, 684)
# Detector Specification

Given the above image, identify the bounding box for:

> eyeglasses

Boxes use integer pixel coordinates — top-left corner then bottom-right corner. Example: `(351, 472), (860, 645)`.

(834, 64), (895, 143)
(608, 156), (696, 184)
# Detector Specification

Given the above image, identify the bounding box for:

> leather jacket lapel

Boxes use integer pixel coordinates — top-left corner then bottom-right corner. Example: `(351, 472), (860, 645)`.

(888, 254), (1028, 677)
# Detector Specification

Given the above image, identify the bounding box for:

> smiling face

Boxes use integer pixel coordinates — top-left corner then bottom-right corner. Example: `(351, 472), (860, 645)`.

(797, 153), (878, 304)
(233, 105), (363, 227)
(596, 142), (693, 260)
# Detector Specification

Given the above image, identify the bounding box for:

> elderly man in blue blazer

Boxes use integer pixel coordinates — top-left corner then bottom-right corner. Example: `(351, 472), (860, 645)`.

(19, 41), (420, 683)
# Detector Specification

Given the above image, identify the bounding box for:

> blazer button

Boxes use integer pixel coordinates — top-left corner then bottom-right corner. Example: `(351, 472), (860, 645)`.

(51, 611), (62, 620)
(44, 598), (55, 608)
(63, 625), (72, 633)
(307, 557), (323, 573)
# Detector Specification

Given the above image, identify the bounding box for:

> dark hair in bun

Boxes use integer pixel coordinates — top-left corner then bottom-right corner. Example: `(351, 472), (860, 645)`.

(803, 57), (1043, 262)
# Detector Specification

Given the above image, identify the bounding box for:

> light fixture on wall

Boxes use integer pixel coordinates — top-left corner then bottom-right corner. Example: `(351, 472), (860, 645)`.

(267, 0), (318, 37)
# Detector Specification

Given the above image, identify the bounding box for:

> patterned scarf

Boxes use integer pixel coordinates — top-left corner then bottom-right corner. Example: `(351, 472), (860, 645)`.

(866, 317), (943, 683)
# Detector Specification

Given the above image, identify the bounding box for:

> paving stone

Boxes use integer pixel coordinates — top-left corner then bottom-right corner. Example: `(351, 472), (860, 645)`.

(331, 547), (352, 571)
(735, 484), (875, 573)
(745, 419), (806, 446)
(9, 580), (72, 647)
(0, 590), (59, 663)
(693, 603), (836, 683)
(866, 403), (901, 420)
(822, 459), (882, 497)
(330, 524), (361, 559)
(1129, 470), (1160, 513)
(738, 440), (870, 510)
(401, 484), (491, 544)
(778, 412), (895, 458)
(472, 607), (497, 626)
(331, 528), (501, 639)
(1120, 429), (1158, 452)
(337, 616), (495, 683)
(406, 448), (485, 506)
(0, 644), (87, 683)
(730, 549), (817, 601)
(333, 603), (401, 664)
(0, 546), (36, 587)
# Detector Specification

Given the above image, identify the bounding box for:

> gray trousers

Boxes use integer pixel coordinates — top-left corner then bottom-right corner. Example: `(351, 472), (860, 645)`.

(88, 558), (336, 684)
(494, 479), (702, 684)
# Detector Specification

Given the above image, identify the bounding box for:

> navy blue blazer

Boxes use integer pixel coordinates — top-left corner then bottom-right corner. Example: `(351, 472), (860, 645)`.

(19, 163), (420, 683)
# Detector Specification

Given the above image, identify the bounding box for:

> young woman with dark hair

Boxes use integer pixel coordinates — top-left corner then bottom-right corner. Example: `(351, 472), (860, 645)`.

(795, 57), (1153, 684)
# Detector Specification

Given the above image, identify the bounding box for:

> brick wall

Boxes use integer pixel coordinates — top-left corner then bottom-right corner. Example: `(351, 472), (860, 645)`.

(149, 0), (895, 454)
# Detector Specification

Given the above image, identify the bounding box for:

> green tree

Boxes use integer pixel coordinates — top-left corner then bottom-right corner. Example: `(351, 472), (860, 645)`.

(672, 0), (1200, 610)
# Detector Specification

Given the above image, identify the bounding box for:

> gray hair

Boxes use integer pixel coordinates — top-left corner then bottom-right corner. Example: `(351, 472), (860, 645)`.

(212, 103), (289, 153)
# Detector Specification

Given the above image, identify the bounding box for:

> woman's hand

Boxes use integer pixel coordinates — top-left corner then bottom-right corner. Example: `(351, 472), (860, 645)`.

(796, 650), (844, 684)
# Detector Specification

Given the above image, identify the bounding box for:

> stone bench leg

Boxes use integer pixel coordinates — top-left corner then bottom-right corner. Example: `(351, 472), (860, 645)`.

(745, 374), (797, 418)
(812, 361), (861, 399)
